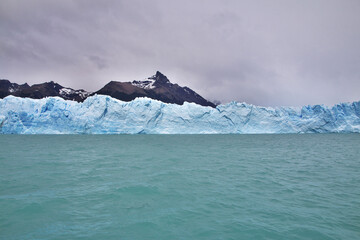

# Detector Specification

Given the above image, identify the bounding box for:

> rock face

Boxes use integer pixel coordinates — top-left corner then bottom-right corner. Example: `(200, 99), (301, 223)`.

(95, 71), (216, 107)
(0, 95), (359, 134)
(0, 72), (216, 107)
(0, 80), (89, 101)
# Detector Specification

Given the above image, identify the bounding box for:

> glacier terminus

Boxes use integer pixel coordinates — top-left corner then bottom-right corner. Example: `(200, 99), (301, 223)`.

(0, 95), (359, 134)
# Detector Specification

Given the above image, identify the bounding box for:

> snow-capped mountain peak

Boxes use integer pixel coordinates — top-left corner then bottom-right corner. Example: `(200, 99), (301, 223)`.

(130, 71), (172, 89)
(96, 71), (216, 107)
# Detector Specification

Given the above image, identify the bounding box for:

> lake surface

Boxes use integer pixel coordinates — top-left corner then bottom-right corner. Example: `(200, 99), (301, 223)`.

(0, 134), (359, 240)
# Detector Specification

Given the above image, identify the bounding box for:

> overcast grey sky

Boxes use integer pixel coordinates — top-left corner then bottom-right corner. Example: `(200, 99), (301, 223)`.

(1, 0), (359, 106)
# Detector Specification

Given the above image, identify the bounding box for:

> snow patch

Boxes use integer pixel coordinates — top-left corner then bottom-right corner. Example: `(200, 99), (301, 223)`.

(131, 79), (156, 89)
(59, 88), (73, 96)
(59, 88), (90, 99)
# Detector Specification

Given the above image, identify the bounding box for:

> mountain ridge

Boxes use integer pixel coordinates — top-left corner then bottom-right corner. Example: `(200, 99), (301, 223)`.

(0, 71), (216, 107)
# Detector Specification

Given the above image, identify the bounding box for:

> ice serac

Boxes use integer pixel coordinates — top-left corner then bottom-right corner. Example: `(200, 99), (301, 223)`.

(0, 95), (359, 134)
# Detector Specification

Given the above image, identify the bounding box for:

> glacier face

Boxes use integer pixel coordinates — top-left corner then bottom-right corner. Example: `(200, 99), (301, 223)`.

(0, 95), (359, 134)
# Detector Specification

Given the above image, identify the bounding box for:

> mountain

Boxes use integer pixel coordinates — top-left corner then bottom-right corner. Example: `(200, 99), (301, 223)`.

(0, 80), (30, 98)
(0, 72), (216, 107)
(0, 80), (90, 101)
(95, 71), (216, 107)
(0, 95), (359, 134)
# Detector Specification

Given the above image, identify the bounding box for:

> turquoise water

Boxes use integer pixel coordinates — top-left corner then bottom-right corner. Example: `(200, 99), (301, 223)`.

(0, 134), (359, 240)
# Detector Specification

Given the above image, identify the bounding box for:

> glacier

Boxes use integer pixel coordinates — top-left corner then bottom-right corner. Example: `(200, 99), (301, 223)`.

(0, 95), (359, 134)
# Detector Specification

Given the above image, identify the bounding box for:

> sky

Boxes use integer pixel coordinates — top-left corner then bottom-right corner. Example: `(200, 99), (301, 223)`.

(0, 0), (359, 106)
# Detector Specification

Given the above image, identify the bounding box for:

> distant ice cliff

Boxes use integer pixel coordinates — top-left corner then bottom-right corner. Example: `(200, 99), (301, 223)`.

(0, 95), (359, 134)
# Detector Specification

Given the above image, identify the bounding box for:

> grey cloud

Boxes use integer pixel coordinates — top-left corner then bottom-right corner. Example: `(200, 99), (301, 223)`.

(87, 55), (108, 70)
(0, 0), (359, 106)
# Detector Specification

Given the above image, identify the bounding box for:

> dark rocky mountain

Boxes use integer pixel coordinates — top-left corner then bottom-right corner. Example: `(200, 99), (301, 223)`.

(0, 79), (89, 101)
(0, 72), (216, 107)
(0, 80), (30, 98)
(95, 71), (216, 107)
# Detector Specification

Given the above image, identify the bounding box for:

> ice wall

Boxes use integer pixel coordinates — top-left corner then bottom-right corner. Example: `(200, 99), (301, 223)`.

(0, 95), (359, 134)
